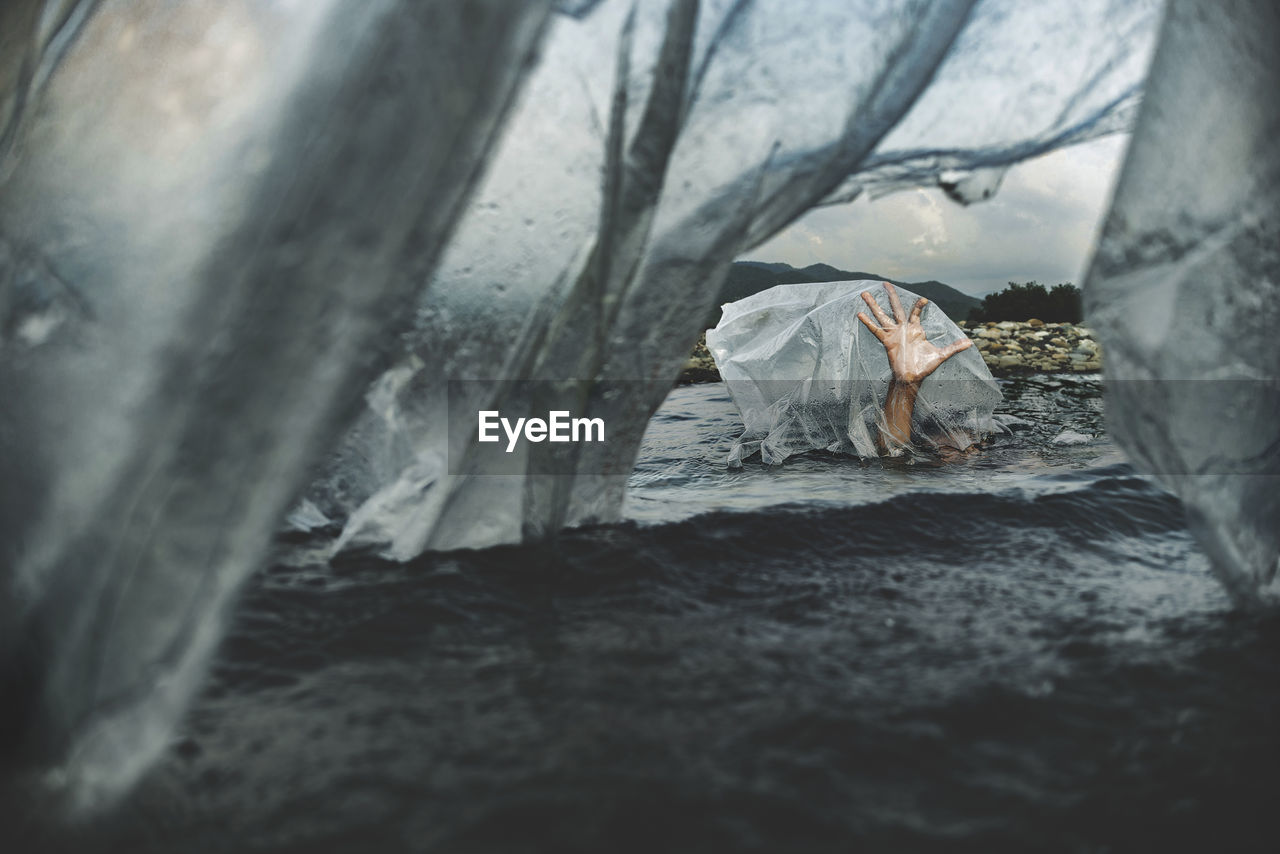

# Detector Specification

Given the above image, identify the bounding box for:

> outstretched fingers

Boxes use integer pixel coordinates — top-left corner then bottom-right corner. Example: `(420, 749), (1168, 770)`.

(909, 297), (928, 325)
(883, 282), (907, 322)
(857, 311), (887, 341)
(861, 290), (893, 328)
(940, 337), (973, 360)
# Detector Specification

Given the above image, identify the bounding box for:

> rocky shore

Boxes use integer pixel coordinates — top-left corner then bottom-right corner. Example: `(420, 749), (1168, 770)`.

(957, 319), (1103, 374)
(678, 319), (1102, 383)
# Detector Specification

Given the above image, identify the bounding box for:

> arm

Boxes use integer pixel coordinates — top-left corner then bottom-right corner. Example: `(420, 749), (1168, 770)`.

(883, 377), (919, 448)
(856, 282), (973, 454)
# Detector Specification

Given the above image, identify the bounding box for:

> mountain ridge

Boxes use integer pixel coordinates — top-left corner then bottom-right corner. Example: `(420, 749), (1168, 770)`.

(715, 261), (981, 324)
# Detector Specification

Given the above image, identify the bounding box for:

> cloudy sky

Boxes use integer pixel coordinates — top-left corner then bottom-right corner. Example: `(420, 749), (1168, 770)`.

(745, 134), (1132, 298)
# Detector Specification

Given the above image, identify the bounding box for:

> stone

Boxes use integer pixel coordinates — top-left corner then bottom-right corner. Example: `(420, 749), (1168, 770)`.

(1052, 429), (1093, 445)
(1027, 318), (1045, 327)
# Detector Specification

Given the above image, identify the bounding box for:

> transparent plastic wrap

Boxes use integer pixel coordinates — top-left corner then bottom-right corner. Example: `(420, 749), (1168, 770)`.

(707, 282), (1000, 466)
(1085, 0), (1280, 605)
(0, 0), (550, 810)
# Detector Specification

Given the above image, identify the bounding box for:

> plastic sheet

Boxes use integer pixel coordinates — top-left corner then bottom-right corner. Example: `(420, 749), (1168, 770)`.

(707, 282), (1000, 466)
(1085, 0), (1280, 605)
(0, 0), (551, 809)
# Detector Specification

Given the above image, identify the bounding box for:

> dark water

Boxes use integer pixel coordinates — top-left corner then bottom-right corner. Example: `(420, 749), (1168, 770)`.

(19, 376), (1280, 853)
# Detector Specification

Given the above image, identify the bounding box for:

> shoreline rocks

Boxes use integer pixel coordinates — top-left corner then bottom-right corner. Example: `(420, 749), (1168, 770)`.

(680, 333), (721, 383)
(957, 319), (1102, 375)
(678, 318), (1102, 383)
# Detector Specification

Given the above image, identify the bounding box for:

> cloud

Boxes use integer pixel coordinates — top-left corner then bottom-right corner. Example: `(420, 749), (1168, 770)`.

(908, 190), (949, 257)
(745, 134), (1130, 296)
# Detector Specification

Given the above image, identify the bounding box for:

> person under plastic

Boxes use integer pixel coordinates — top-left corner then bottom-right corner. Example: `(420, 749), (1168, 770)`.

(709, 279), (998, 466)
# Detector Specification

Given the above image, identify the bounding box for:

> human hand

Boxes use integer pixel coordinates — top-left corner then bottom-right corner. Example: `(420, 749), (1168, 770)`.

(856, 282), (972, 386)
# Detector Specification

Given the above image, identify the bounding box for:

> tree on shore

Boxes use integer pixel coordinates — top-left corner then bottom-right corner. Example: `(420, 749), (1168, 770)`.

(967, 281), (1081, 323)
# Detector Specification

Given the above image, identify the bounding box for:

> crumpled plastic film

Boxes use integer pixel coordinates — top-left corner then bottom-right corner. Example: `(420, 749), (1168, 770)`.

(0, 0), (551, 810)
(707, 282), (1001, 466)
(1085, 0), (1280, 605)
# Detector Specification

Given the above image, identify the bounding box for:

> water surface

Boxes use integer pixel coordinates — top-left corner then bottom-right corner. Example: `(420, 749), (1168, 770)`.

(23, 376), (1279, 853)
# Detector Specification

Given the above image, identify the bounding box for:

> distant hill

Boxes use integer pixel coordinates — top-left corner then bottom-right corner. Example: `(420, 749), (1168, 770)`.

(712, 262), (981, 326)
(736, 261), (796, 274)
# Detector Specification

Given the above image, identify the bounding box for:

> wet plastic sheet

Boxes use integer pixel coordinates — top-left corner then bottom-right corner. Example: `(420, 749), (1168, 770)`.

(707, 281), (1000, 466)
(1085, 0), (1280, 604)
